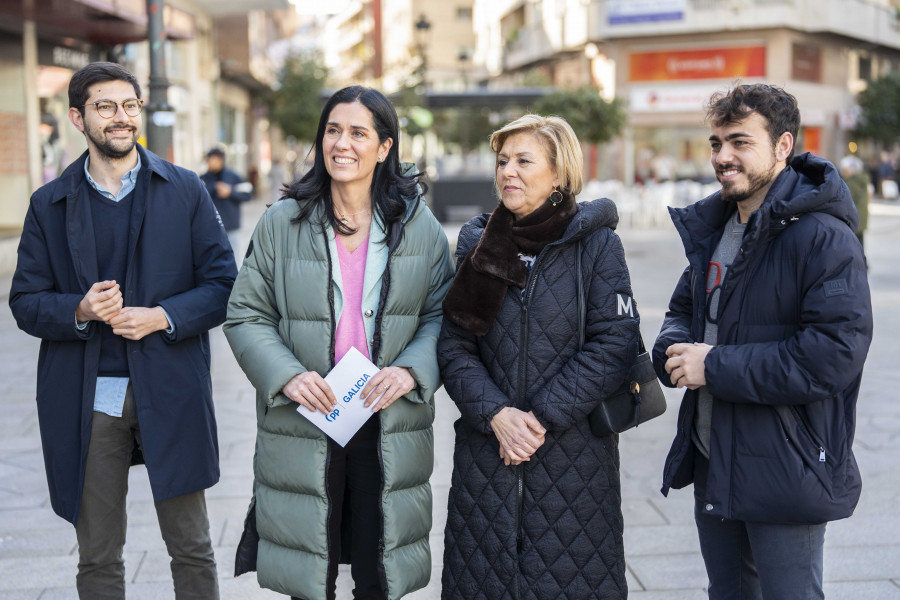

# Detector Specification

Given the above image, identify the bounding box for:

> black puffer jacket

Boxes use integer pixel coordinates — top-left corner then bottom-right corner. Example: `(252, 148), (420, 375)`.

(653, 153), (873, 525)
(439, 199), (640, 600)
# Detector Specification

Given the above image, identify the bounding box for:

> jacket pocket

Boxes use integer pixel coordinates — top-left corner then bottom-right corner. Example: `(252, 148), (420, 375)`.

(775, 405), (833, 498)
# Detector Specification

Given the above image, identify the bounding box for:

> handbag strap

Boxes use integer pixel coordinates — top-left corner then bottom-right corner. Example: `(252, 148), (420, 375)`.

(576, 240), (585, 350)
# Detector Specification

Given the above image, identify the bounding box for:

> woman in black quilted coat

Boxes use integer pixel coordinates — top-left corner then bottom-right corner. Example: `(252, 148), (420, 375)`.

(439, 114), (640, 599)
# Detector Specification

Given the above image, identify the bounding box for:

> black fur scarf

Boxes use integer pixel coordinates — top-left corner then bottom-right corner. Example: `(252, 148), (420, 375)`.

(443, 193), (577, 336)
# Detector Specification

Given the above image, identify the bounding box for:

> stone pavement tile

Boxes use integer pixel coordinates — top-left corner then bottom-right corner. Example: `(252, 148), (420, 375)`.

(627, 552), (708, 591)
(625, 524), (700, 556)
(827, 514), (900, 548)
(0, 555), (76, 590)
(0, 490), (46, 511)
(641, 490), (696, 526)
(825, 545), (900, 581)
(206, 474), (255, 500)
(0, 437), (41, 453)
(39, 581), (234, 600)
(627, 590), (708, 600)
(0, 507), (69, 531)
(824, 580), (900, 600)
(0, 591), (40, 600)
(220, 574), (283, 599)
(0, 526), (75, 558)
(621, 498), (668, 527)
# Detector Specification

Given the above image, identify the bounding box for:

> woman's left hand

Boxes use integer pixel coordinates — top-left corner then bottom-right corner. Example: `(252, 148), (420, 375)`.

(361, 366), (416, 412)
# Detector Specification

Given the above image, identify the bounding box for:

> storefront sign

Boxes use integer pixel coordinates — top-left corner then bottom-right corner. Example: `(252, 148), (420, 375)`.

(608, 0), (685, 24)
(38, 44), (91, 70)
(630, 85), (722, 112)
(630, 46), (766, 81)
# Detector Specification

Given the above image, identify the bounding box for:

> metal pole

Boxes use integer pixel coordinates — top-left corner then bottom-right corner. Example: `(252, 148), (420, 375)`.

(146, 0), (174, 161)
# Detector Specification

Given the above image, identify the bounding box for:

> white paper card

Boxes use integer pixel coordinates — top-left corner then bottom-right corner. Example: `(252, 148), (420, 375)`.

(296, 346), (380, 447)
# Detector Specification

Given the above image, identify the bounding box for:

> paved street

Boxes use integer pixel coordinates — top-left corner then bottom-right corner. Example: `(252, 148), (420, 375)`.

(0, 198), (898, 599)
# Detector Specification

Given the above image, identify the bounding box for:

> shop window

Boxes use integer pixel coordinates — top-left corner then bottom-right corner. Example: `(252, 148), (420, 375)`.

(457, 7), (472, 21)
(859, 56), (872, 81)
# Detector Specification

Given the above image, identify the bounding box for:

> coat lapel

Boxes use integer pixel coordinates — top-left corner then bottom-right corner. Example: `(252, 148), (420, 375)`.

(65, 171), (99, 291)
(125, 166), (151, 287)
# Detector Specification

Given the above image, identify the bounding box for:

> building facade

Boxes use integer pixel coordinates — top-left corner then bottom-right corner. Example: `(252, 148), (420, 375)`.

(0, 0), (290, 235)
(472, 0), (900, 183)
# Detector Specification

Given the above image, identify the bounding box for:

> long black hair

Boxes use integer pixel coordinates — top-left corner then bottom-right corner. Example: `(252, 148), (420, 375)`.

(283, 86), (425, 235)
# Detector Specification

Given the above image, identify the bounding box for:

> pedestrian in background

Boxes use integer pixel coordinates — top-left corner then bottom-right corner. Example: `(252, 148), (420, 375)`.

(839, 154), (869, 247)
(439, 114), (640, 599)
(8, 62), (236, 599)
(200, 146), (253, 257)
(654, 83), (872, 600)
(876, 150), (897, 199)
(225, 85), (454, 600)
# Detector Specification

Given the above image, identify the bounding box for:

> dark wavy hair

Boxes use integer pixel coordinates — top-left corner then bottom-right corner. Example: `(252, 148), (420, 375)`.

(283, 86), (424, 235)
(706, 83), (800, 162)
(69, 62), (141, 117)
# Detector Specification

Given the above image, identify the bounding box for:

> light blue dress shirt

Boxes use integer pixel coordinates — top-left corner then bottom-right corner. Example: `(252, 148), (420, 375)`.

(77, 155), (174, 417)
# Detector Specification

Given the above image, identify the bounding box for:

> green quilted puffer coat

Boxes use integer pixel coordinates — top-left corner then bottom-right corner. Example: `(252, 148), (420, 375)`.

(224, 192), (454, 599)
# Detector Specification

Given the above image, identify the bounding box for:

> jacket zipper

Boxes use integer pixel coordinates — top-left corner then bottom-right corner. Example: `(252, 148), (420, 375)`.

(790, 406), (828, 463)
(515, 260), (543, 559)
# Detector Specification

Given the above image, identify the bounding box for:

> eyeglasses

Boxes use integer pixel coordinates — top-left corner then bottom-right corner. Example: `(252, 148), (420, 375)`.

(85, 99), (143, 119)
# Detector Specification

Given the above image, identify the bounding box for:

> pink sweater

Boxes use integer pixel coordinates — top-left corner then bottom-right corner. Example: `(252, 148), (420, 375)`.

(334, 235), (371, 363)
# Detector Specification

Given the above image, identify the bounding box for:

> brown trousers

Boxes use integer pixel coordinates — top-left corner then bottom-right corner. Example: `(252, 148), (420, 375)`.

(75, 386), (219, 599)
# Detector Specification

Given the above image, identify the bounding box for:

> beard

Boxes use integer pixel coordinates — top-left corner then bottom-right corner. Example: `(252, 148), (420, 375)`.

(84, 122), (138, 160)
(718, 160), (777, 203)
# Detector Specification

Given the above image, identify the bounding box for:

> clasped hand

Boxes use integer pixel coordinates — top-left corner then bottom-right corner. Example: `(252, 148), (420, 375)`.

(664, 342), (712, 389)
(76, 280), (170, 340)
(283, 366), (414, 415)
(490, 407), (546, 466)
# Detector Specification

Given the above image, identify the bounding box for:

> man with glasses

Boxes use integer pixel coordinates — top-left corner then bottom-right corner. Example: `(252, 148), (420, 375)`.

(652, 84), (872, 599)
(9, 62), (236, 599)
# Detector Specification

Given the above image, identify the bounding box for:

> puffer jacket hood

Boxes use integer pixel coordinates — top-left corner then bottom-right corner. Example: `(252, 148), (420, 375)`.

(670, 153), (857, 261)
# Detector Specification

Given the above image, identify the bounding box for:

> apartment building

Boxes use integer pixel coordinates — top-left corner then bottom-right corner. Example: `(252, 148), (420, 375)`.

(323, 0), (477, 92)
(473, 0), (900, 183)
(0, 0), (289, 232)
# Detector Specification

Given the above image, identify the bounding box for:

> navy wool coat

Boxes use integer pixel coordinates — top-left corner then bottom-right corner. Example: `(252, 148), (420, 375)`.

(653, 153), (873, 525)
(439, 199), (640, 600)
(9, 145), (237, 525)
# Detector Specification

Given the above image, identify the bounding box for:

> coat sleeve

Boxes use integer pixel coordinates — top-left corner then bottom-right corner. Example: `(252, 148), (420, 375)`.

(437, 220), (512, 434)
(223, 208), (307, 408)
(156, 178), (237, 341)
(9, 198), (93, 341)
(438, 318), (513, 435)
(228, 170), (253, 203)
(390, 215), (455, 404)
(705, 223), (872, 405)
(651, 265), (695, 387)
(528, 231), (641, 431)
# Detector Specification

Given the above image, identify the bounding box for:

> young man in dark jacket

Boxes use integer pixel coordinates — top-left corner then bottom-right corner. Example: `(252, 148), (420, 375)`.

(200, 147), (252, 256)
(653, 84), (872, 599)
(9, 62), (236, 599)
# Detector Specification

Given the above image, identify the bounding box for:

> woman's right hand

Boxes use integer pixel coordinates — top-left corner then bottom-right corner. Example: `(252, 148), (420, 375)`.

(490, 408), (546, 466)
(283, 372), (337, 415)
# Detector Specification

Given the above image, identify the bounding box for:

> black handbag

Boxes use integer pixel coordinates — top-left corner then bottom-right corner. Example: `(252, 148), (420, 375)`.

(574, 242), (666, 436)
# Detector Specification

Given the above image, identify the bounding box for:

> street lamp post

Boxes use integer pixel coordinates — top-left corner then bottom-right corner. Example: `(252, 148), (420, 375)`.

(146, 0), (174, 161)
(415, 14), (431, 171)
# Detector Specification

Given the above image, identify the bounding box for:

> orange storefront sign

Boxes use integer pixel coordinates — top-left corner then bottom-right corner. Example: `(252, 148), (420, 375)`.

(630, 46), (766, 81)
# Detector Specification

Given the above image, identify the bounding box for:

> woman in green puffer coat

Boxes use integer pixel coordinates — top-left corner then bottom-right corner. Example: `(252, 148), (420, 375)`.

(224, 86), (454, 600)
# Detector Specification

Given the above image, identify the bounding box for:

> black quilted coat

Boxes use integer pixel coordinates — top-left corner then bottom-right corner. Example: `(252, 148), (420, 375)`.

(438, 199), (640, 600)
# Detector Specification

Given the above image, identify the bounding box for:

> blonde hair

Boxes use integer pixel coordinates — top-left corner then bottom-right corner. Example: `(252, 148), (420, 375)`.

(489, 114), (584, 196)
